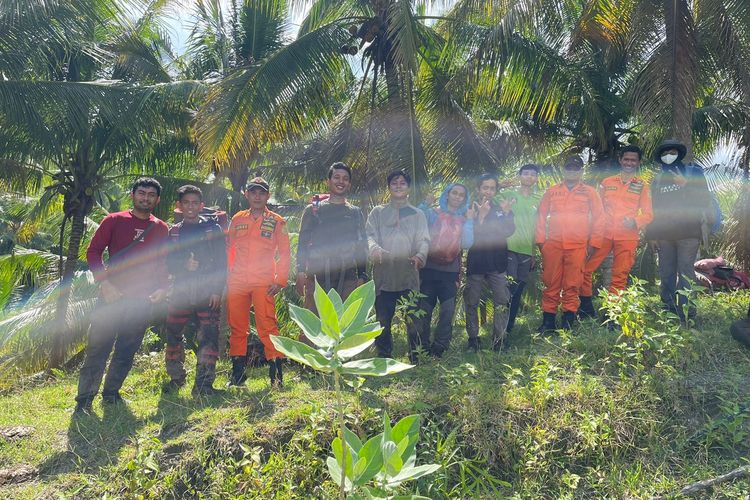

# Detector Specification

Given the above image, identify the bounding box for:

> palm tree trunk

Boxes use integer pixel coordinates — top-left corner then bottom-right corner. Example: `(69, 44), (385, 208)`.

(50, 204), (87, 369)
(664, 0), (698, 157)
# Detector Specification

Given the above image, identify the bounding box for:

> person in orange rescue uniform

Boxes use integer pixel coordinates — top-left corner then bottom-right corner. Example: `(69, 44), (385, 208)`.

(535, 156), (605, 331)
(226, 177), (290, 388)
(580, 146), (653, 318)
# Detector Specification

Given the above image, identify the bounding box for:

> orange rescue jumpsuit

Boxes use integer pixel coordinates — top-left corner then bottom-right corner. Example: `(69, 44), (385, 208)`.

(535, 182), (605, 313)
(582, 174), (653, 296)
(227, 208), (290, 360)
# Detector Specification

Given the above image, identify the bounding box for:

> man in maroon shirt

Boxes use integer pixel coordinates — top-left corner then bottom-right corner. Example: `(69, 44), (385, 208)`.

(75, 177), (169, 414)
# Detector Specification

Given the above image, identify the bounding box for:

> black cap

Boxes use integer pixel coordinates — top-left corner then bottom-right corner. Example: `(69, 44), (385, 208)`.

(563, 156), (584, 170)
(245, 177), (269, 192)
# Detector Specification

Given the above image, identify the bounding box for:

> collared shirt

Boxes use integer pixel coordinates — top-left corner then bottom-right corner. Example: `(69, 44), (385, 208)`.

(598, 174), (653, 241)
(535, 181), (605, 249)
(228, 207), (290, 287)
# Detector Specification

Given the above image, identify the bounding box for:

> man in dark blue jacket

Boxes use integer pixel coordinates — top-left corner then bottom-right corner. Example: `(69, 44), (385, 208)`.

(464, 173), (515, 351)
(164, 185), (227, 396)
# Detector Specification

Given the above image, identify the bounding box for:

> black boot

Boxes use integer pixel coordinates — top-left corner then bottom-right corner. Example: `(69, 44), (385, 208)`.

(228, 356), (247, 386)
(74, 397), (94, 416)
(578, 296), (596, 319)
(538, 312), (557, 333)
(561, 311), (577, 330)
(466, 337), (481, 352)
(270, 358), (283, 388)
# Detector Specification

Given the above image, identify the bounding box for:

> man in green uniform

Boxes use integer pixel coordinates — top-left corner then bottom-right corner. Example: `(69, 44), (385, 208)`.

(502, 164), (541, 333)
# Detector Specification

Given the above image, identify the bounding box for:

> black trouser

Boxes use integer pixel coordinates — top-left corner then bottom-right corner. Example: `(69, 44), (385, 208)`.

(419, 276), (457, 355)
(374, 290), (424, 359)
(507, 251), (533, 332)
(165, 294), (220, 390)
(76, 297), (153, 402)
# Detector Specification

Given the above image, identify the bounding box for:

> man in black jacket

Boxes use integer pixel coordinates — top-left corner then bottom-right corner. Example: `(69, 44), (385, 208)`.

(295, 163), (368, 308)
(646, 139), (713, 320)
(164, 185), (227, 396)
(464, 173), (516, 351)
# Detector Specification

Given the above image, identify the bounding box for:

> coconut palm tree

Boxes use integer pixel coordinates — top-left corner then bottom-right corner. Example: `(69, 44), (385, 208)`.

(196, 0), (503, 205)
(445, 0), (750, 167)
(0, 0), (205, 369)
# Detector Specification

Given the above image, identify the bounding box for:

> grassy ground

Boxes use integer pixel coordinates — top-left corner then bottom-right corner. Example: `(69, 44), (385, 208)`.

(2, 289), (750, 498)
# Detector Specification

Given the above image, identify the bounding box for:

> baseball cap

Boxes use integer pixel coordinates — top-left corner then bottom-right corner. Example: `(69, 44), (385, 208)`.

(563, 156), (584, 170)
(245, 177), (270, 192)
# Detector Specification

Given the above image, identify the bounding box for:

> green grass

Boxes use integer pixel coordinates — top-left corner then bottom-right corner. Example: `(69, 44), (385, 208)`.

(2, 291), (750, 498)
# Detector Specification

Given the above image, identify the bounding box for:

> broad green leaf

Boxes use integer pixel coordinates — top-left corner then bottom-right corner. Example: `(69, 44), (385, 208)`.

(354, 434), (384, 484)
(331, 437), (354, 478)
(339, 298), (363, 331)
(352, 456), (368, 482)
(387, 464), (442, 487)
(336, 329), (383, 359)
(383, 441), (403, 476)
(326, 456), (353, 491)
(341, 358), (414, 377)
(288, 304), (334, 350)
(269, 336), (332, 372)
(343, 426), (363, 453)
(391, 414), (420, 461)
(314, 281), (340, 339)
(342, 280), (376, 328)
(328, 287), (344, 314)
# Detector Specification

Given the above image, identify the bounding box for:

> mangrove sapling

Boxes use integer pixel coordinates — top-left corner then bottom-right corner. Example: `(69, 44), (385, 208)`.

(270, 280), (440, 499)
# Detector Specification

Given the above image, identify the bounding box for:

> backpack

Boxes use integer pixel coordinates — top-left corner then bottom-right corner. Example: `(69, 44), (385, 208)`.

(428, 209), (464, 265)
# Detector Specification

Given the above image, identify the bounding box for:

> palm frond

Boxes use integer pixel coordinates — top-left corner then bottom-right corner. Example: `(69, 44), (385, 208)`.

(195, 21), (352, 165)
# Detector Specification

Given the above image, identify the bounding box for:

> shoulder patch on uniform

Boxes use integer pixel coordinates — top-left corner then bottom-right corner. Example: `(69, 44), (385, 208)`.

(235, 223), (248, 231)
(627, 183), (644, 194)
(260, 217), (277, 238)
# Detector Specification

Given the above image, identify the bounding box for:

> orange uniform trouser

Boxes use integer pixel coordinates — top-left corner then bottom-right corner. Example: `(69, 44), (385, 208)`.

(226, 283), (282, 360)
(581, 239), (638, 296)
(541, 240), (587, 313)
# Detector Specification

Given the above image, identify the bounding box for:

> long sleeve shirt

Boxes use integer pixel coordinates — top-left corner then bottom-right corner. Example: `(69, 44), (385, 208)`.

(598, 174), (653, 241)
(166, 217), (227, 298)
(86, 210), (169, 297)
(465, 202), (515, 275)
(366, 203), (430, 293)
(645, 164), (712, 241)
(535, 182), (605, 249)
(227, 208), (290, 287)
(296, 200), (368, 279)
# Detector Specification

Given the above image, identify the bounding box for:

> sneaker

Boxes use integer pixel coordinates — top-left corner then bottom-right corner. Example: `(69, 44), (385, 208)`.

(162, 379), (185, 394)
(101, 392), (125, 405)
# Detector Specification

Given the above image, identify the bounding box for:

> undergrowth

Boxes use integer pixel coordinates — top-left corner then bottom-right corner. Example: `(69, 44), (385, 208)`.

(1, 289), (750, 498)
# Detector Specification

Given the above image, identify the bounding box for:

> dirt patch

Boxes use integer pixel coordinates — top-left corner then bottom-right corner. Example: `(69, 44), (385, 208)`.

(0, 464), (38, 486)
(0, 426), (35, 441)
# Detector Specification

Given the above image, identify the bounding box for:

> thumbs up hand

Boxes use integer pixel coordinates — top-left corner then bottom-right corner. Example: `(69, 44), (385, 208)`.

(186, 252), (199, 272)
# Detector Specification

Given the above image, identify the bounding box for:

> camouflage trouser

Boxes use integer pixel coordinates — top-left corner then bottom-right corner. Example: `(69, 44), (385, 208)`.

(76, 297), (153, 403)
(165, 300), (220, 390)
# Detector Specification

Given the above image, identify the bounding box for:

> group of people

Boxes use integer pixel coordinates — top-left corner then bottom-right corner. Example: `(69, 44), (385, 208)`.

(73, 138), (714, 414)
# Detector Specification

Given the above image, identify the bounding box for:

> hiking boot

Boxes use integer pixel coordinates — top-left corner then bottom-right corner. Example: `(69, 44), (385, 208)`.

(73, 397), (93, 415)
(578, 296), (596, 319)
(538, 312), (557, 334)
(466, 337), (480, 352)
(228, 356), (248, 387)
(561, 311), (577, 330)
(430, 345), (445, 358)
(162, 378), (185, 394)
(101, 392), (125, 405)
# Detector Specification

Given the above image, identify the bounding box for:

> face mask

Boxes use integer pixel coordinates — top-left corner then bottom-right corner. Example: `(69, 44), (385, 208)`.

(661, 153), (678, 165)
